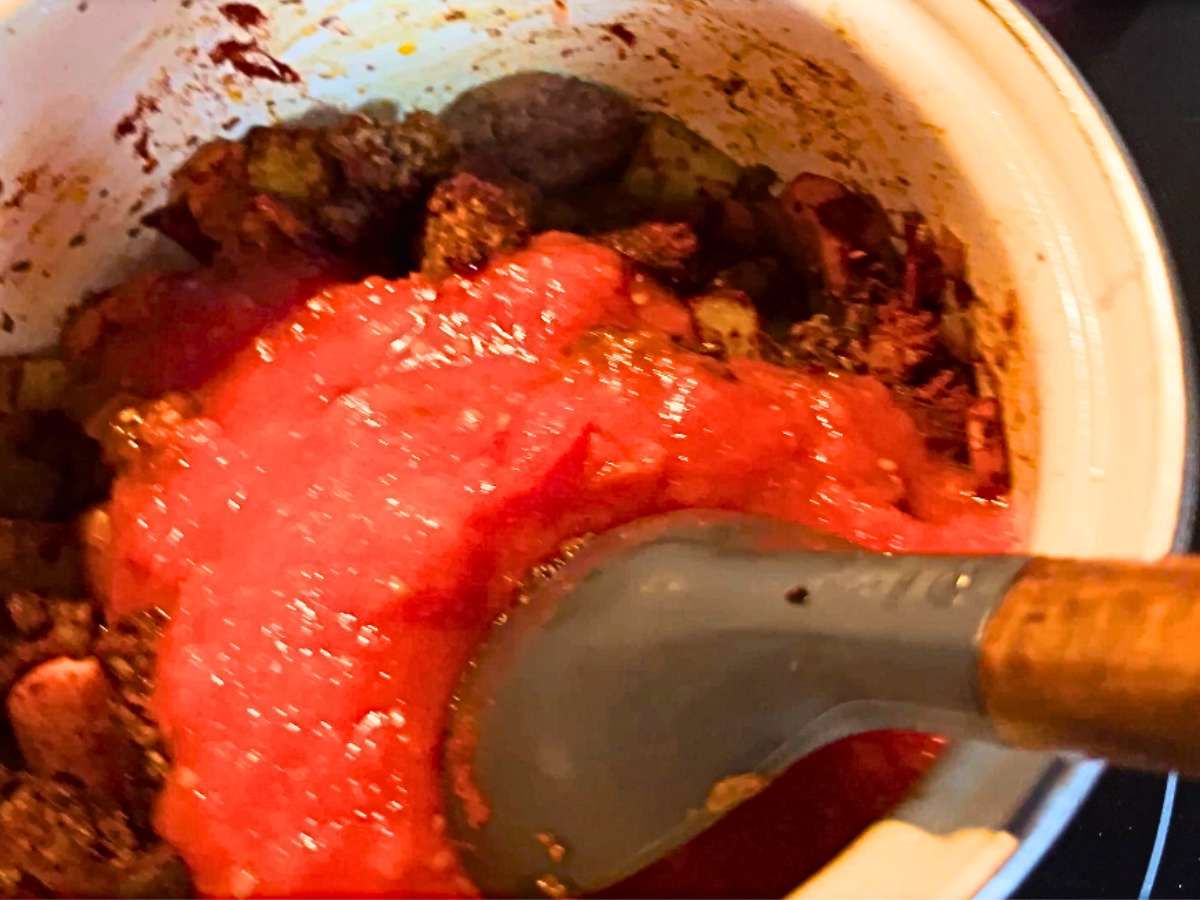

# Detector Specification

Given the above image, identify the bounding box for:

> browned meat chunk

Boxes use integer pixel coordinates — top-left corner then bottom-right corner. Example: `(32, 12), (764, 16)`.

(94, 608), (171, 821)
(146, 112), (457, 269)
(420, 173), (534, 280)
(323, 110), (457, 197)
(0, 594), (94, 698)
(442, 72), (640, 191)
(7, 657), (127, 796)
(597, 221), (699, 275)
(859, 300), (939, 385)
(787, 313), (861, 373)
(61, 253), (342, 417)
(0, 771), (189, 898)
(773, 173), (896, 303)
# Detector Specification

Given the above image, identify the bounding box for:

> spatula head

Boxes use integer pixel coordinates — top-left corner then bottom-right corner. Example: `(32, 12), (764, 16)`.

(444, 511), (1020, 896)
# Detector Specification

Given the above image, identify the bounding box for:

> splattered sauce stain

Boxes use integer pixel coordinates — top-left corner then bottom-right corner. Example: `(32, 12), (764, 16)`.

(114, 94), (159, 140)
(218, 3), (267, 29)
(114, 94), (162, 173)
(209, 40), (300, 83)
(2, 167), (48, 211)
(604, 22), (637, 47)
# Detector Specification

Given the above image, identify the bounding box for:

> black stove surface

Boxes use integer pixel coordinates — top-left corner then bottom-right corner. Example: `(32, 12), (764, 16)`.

(1013, 2), (1200, 897)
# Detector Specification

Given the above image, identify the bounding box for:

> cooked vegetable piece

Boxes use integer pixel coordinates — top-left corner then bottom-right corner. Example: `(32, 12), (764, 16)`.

(7, 656), (127, 796)
(0, 359), (68, 415)
(245, 127), (333, 201)
(442, 71), (640, 191)
(420, 173), (534, 280)
(691, 290), (761, 359)
(622, 113), (742, 216)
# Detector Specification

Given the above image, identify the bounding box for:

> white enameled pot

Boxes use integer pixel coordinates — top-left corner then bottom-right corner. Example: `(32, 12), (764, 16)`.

(0, 0), (1192, 895)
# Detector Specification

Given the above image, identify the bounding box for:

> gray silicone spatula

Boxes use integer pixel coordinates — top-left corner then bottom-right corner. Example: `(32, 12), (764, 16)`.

(443, 510), (1200, 897)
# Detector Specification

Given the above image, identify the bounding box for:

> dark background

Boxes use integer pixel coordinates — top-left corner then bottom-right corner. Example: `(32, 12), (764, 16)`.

(1013, 2), (1200, 897)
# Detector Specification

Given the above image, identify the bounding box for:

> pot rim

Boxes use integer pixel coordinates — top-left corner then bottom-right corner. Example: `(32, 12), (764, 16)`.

(806, 1), (1198, 896)
(976, 0), (1198, 886)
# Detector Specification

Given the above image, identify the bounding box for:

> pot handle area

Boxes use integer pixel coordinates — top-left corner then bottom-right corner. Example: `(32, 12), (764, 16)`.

(979, 557), (1200, 775)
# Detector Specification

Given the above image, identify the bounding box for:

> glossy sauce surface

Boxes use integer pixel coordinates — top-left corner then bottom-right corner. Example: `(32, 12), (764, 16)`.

(99, 235), (1012, 896)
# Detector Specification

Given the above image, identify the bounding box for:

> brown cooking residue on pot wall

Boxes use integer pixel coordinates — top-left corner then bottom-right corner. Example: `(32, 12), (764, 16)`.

(114, 95), (162, 173)
(604, 23), (637, 48)
(209, 40), (300, 84)
(218, 2), (267, 30)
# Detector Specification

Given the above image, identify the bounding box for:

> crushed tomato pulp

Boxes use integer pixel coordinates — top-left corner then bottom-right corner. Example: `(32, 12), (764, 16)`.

(96, 235), (1013, 896)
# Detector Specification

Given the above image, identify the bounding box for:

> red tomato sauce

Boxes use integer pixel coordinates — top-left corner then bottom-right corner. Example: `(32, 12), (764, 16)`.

(97, 234), (1013, 896)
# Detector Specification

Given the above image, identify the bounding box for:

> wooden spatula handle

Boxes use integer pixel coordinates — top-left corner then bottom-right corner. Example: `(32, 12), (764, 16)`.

(979, 557), (1200, 775)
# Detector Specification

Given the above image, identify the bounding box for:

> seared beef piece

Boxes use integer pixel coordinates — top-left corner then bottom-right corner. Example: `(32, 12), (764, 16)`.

(772, 173), (897, 305)
(151, 140), (276, 258)
(145, 138), (300, 260)
(858, 300), (940, 385)
(0, 771), (189, 898)
(420, 173), (534, 280)
(596, 222), (699, 275)
(323, 110), (457, 197)
(61, 253), (343, 418)
(7, 657), (128, 796)
(316, 112), (457, 268)
(146, 112), (455, 269)
(442, 72), (640, 192)
(94, 608), (171, 826)
(0, 522), (84, 599)
(787, 313), (862, 373)
(140, 203), (219, 265)
(0, 594), (94, 696)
